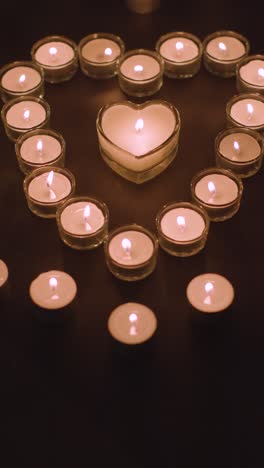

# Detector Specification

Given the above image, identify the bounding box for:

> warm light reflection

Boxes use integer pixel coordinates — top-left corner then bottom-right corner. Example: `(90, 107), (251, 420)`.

(49, 46), (58, 60)
(134, 64), (144, 73)
(18, 74), (26, 86)
(204, 281), (214, 305)
(46, 170), (54, 187)
(129, 313), (138, 336)
(104, 47), (112, 57)
(208, 180), (216, 196)
(49, 277), (58, 291)
(129, 313), (138, 323)
(122, 238), (132, 254)
(258, 68), (264, 79)
(176, 215), (186, 229)
(175, 41), (184, 54)
(247, 103), (254, 120)
(218, 41), (227, 53)
(135, 118), (144, 133)
(83, 205), (92, 231)
(23, 109), (30, 121)
(233, 140), (240, 153)
(36, 139), (43, 153)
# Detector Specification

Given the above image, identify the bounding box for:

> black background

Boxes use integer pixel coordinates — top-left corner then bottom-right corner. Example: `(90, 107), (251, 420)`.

(0, 1), (263, 467)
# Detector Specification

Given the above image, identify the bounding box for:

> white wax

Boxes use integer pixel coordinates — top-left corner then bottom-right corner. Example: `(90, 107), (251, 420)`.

(101, 103), (176, 157)
(108, 230), (154, 266)
(219, 133), (261, 162)
(60, 201), (105, 235)
(161, 208), (205, 242)
(120, 54), (160, 80)
(1, 66), (41, 92)
(108, 302), (157, 344)
(239, 59), (264, 86)
(187, 273), (234, 313)
(28, 172), (72, 203)
(0, 259), (8, 287)
(20, 135), (62, 163)
(34, 41), (74, 67)
(206, 36), (246, 61)
(159, 37), (199, 62)
(81, 38), (121, 63)
(6, 100), (46, 129)
(230, 99), (264, 127)
(195, 174), (238, 205)
(30, 270), (77, 310)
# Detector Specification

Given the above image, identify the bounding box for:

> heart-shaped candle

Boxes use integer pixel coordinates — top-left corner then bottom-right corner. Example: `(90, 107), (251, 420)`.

(96, 100), (181, 183)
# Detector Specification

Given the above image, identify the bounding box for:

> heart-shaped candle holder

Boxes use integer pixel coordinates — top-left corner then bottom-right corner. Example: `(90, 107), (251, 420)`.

(96, 100), (181, 183)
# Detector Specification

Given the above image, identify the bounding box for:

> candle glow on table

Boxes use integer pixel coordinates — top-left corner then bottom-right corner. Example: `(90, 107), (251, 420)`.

(97, 100), (180, 183)
(186, 273), (234, 313)
(0, 259), (8, 288)
(108, 302), (157, 345)
(30, 270), (77, 310)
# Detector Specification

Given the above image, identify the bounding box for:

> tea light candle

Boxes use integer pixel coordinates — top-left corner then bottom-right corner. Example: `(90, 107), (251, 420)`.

(57, 196), (109, 250)
(237, 55), (264, 94)
(226, 93), (264, 133)
(203, 30), (249, 77)
(156, 32), (202, 78)
(191, 168), (243, 221)
(156, 202), (209, 256)
(96, 100), (180, 183)
(78, 33), (125, 79)
(0, 260), (8, 288)
(30, 270), (77, 320)
(187, 273), (234, 313)
(15, 129), (66, 174)
(1, 96), (50, 142)
(215, 127), (263, 177)
(31, 35), (78, 83)
(108, 302), (157, 345)
(118, 49), (164, 97)
(104, 225), (158, 281)
(0, 61), (44, 102)
(24, 166), (75, 218)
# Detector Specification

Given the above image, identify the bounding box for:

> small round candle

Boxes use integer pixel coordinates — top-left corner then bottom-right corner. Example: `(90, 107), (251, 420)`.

(187, 273), (234, 313)
(104, 224), (158, 281)
(226, 93), (264, 133)
(57, 197), (109, 250)
(0, 61), (44, 102)
(191, 168), (243, 221)
(31, 35), (78, 83)
(78, 33), (125, 79)
(156, 32), (202, 78)
(203, 30), (249, 77)
(237, 55), (264, 94)
(118, 49), (164, 97)
(15, 129), (65, 174)
(156, 202), (209, 256)
(108, 302), (157, 345)
(97, 99), (180, 183)
(0, 260), (8, 288)
(215, 127), (263, 177)
(1, 96), (50, 141)
(24, 166), (75, 218)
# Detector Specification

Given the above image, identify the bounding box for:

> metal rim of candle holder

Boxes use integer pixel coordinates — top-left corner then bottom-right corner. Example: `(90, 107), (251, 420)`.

(78, 32), (125, 65)
(156, 31), (203, 65)
(31, 35), (78, 69)
(203, 30), (250, 63)
(226, 92), (264, 131)
(0, 60), (45, 102)
(236, 54), (264, 90)
(1, 95), (51, 131)
(215, 127), (264, 167)
(118, 48), (164, 83)
(15, 128), (66, 174)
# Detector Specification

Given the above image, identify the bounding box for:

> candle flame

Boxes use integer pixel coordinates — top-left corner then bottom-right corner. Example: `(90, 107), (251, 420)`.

(23, 109), (30, 121)
(175, 41), (184, 52)
(49, 277), (58, 290)
(258, 67), (264, 79)
(104, 47), (112, 56)
(233, 140), (240, 153)
(176, 215), (186, 228)
(208, 180), (216, 196)
(83, 204), (90, 221)
(49, 46), (58, 58)
(135, 118), (144, 132)
(247, 103), (254, 120)
(129, 313), (138, 323)
(19, 73), (26, 86)
(134, 64), (144, 72)
(218, 41), (227, 52)
(204, 281), (214, 294)
(46, 170), (54, 188)
(36, 139), (43, 153)
(122, 238), (132, 252)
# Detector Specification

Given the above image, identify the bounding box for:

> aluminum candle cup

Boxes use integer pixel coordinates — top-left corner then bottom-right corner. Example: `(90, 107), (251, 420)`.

(57, 197), (109, 250)
(203, 30), (249, 77)
(191, 168), (243, 222)
(24, 166), (75, 218)
(1, 96), (50, 142)
(0, 61), (44, 103)
(78, 33), (125, 79)
(30, 270), (77, 321)
(156, 32), (203, 78)
(156, 202), (210, 257)
(237, 55), (264, 94)
(226, 93), (264, 134)
(118, 49), (164, 97)
(15, 129), (66, 175)
(96, 100), (180, 184)
(104, 225), (158, 281)
(31, 35), (78, 83)
(215, 127), (263, 178)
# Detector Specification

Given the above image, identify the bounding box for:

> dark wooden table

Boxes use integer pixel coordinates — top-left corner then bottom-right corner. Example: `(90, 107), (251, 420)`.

(0, 2), (263, 467)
